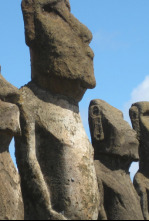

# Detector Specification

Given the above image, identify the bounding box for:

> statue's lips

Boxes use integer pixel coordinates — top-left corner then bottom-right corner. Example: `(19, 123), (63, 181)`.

(87, 47), (94, 60)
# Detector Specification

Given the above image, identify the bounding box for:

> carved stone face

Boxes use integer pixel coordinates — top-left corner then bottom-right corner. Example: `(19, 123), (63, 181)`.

(22, 0), (96, 101)
(130, 102), (149, 141)
(130, 102), (149, 171)
(89, 99), (139, 161)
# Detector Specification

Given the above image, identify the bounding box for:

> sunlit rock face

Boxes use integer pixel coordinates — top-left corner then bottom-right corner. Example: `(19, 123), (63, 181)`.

(0, 74), (20, 103)
(0, 74), (24, 220)
(89, 99), (144, 220)
(22, 0), (96, 102)
(130, 102), (149, 220)
(16, 82), (99, 220)
(89, 99), (139, 160)
(14, 0), (100, 220)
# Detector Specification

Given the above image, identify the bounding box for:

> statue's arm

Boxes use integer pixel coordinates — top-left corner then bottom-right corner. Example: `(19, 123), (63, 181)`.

(134, 173), (149, 220)
(97, 178), (107, 220)
(15, 112), (67, 220)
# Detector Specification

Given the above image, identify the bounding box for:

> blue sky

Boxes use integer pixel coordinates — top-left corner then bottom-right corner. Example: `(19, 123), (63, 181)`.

(0, 0), (149, 177)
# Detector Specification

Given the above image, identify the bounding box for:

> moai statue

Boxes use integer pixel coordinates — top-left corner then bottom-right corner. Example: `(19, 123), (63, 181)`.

(130, 102), (149, 220)
(89, 99), (144, 220)
(14, 0), (100, 220)
(0, 72), (24, 220)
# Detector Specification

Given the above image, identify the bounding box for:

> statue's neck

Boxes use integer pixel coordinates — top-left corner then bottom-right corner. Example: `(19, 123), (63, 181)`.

(139, 157), (149, 177)
(30, 52), (86, 103)
(139, 142), (149, 177)
(27, 81), (80, 114)
(139, 162), (149, 177)
(96, 154), (132, 173)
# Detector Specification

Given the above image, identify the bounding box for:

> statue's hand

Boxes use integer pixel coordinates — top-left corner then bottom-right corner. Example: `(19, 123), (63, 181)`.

(49, 210), (67, 220)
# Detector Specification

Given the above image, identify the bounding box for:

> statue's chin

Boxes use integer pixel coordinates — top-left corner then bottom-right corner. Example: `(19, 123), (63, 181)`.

(32, 75), (87, 102)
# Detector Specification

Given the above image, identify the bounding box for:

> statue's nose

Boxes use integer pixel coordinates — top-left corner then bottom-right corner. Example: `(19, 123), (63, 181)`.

(79, 24), (93, 44)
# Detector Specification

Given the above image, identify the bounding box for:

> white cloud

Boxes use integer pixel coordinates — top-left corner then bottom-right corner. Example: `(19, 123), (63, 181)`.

(129, 162), (139, 181)
(131, 76), (149, 101)
(123, 75), (149, 124)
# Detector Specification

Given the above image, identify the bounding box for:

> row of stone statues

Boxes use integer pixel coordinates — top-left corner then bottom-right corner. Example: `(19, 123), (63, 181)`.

(0, 0), (149, 220)
(89, 100), (148, 220)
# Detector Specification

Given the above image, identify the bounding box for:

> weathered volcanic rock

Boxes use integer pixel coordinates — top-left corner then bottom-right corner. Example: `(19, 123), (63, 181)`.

(0, 101), (20, 134)
(0, 99), (24, 220)
(89, 99), (139, 160)
(21, 0), (96, 102)
(130, 102), (149, 220)
(15, 0), (100, 219)
(0, 74), (20, 103)
(89, 99), (143, 220)
(15, 82), (99, 220)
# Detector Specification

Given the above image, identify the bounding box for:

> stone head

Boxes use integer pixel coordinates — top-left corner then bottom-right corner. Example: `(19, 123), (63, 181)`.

(130, 102), (149, 167)
(130, 102), (149, 142)
(21, 0), (96, 101)
(89, 99), (139, 161)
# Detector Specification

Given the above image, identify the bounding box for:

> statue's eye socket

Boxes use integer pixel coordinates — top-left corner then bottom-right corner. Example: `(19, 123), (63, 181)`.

(92, 106), (100, 116)
(42, 5), (54, 13)
(143, 111), (149, 117)
(42, 4), (67, 23)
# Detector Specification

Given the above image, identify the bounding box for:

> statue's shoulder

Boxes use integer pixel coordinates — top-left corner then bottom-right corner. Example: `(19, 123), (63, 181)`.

(134, 172), (148, 190)
(0, 74), (20, 103)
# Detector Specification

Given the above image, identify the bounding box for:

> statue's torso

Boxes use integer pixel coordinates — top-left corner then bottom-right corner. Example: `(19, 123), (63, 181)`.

(18, 83), (99, 220)
(95, 160), (144, 220)
(0, 150), (23, 220)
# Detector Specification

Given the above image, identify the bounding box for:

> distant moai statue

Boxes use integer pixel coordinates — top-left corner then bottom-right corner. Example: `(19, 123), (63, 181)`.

(15, 0), (100, 220)
(0, 70), (24, 220)
(89, 99), (144, 220)
(130, 102), (149, 220)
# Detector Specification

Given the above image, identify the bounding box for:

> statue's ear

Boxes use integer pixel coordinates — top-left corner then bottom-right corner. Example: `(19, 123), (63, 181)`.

(129, 105), (140, 137)
(89, 105), (104, 142)
(22, 0), (35, 46)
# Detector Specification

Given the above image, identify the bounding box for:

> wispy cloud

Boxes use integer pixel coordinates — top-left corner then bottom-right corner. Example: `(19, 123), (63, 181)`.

(123, 75), (149, 124)
(92, 30), (129, 51)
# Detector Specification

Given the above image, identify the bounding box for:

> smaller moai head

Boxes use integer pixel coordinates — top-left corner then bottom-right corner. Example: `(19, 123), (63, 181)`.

(130, 102), (149, 166)
(0, 69), (21, 142)
(89, 99), (139, 162)
(21, 0), (96, 101)
(130, 102), (149, 142)
(0, 71), (21, 140)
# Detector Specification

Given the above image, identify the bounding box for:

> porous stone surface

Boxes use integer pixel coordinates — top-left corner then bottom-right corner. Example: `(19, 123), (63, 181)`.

(0, 74), (20, 103)
(21, 0), (96, 102)
(0, 100), (20, 134)
(15, 0), (99, 219)
(0, 99), (24, 220)
(130, 102), (149, 220)
(89, 99), (139, 160)
(89, 99), (144, 220)
(15, 82), (99, 220)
